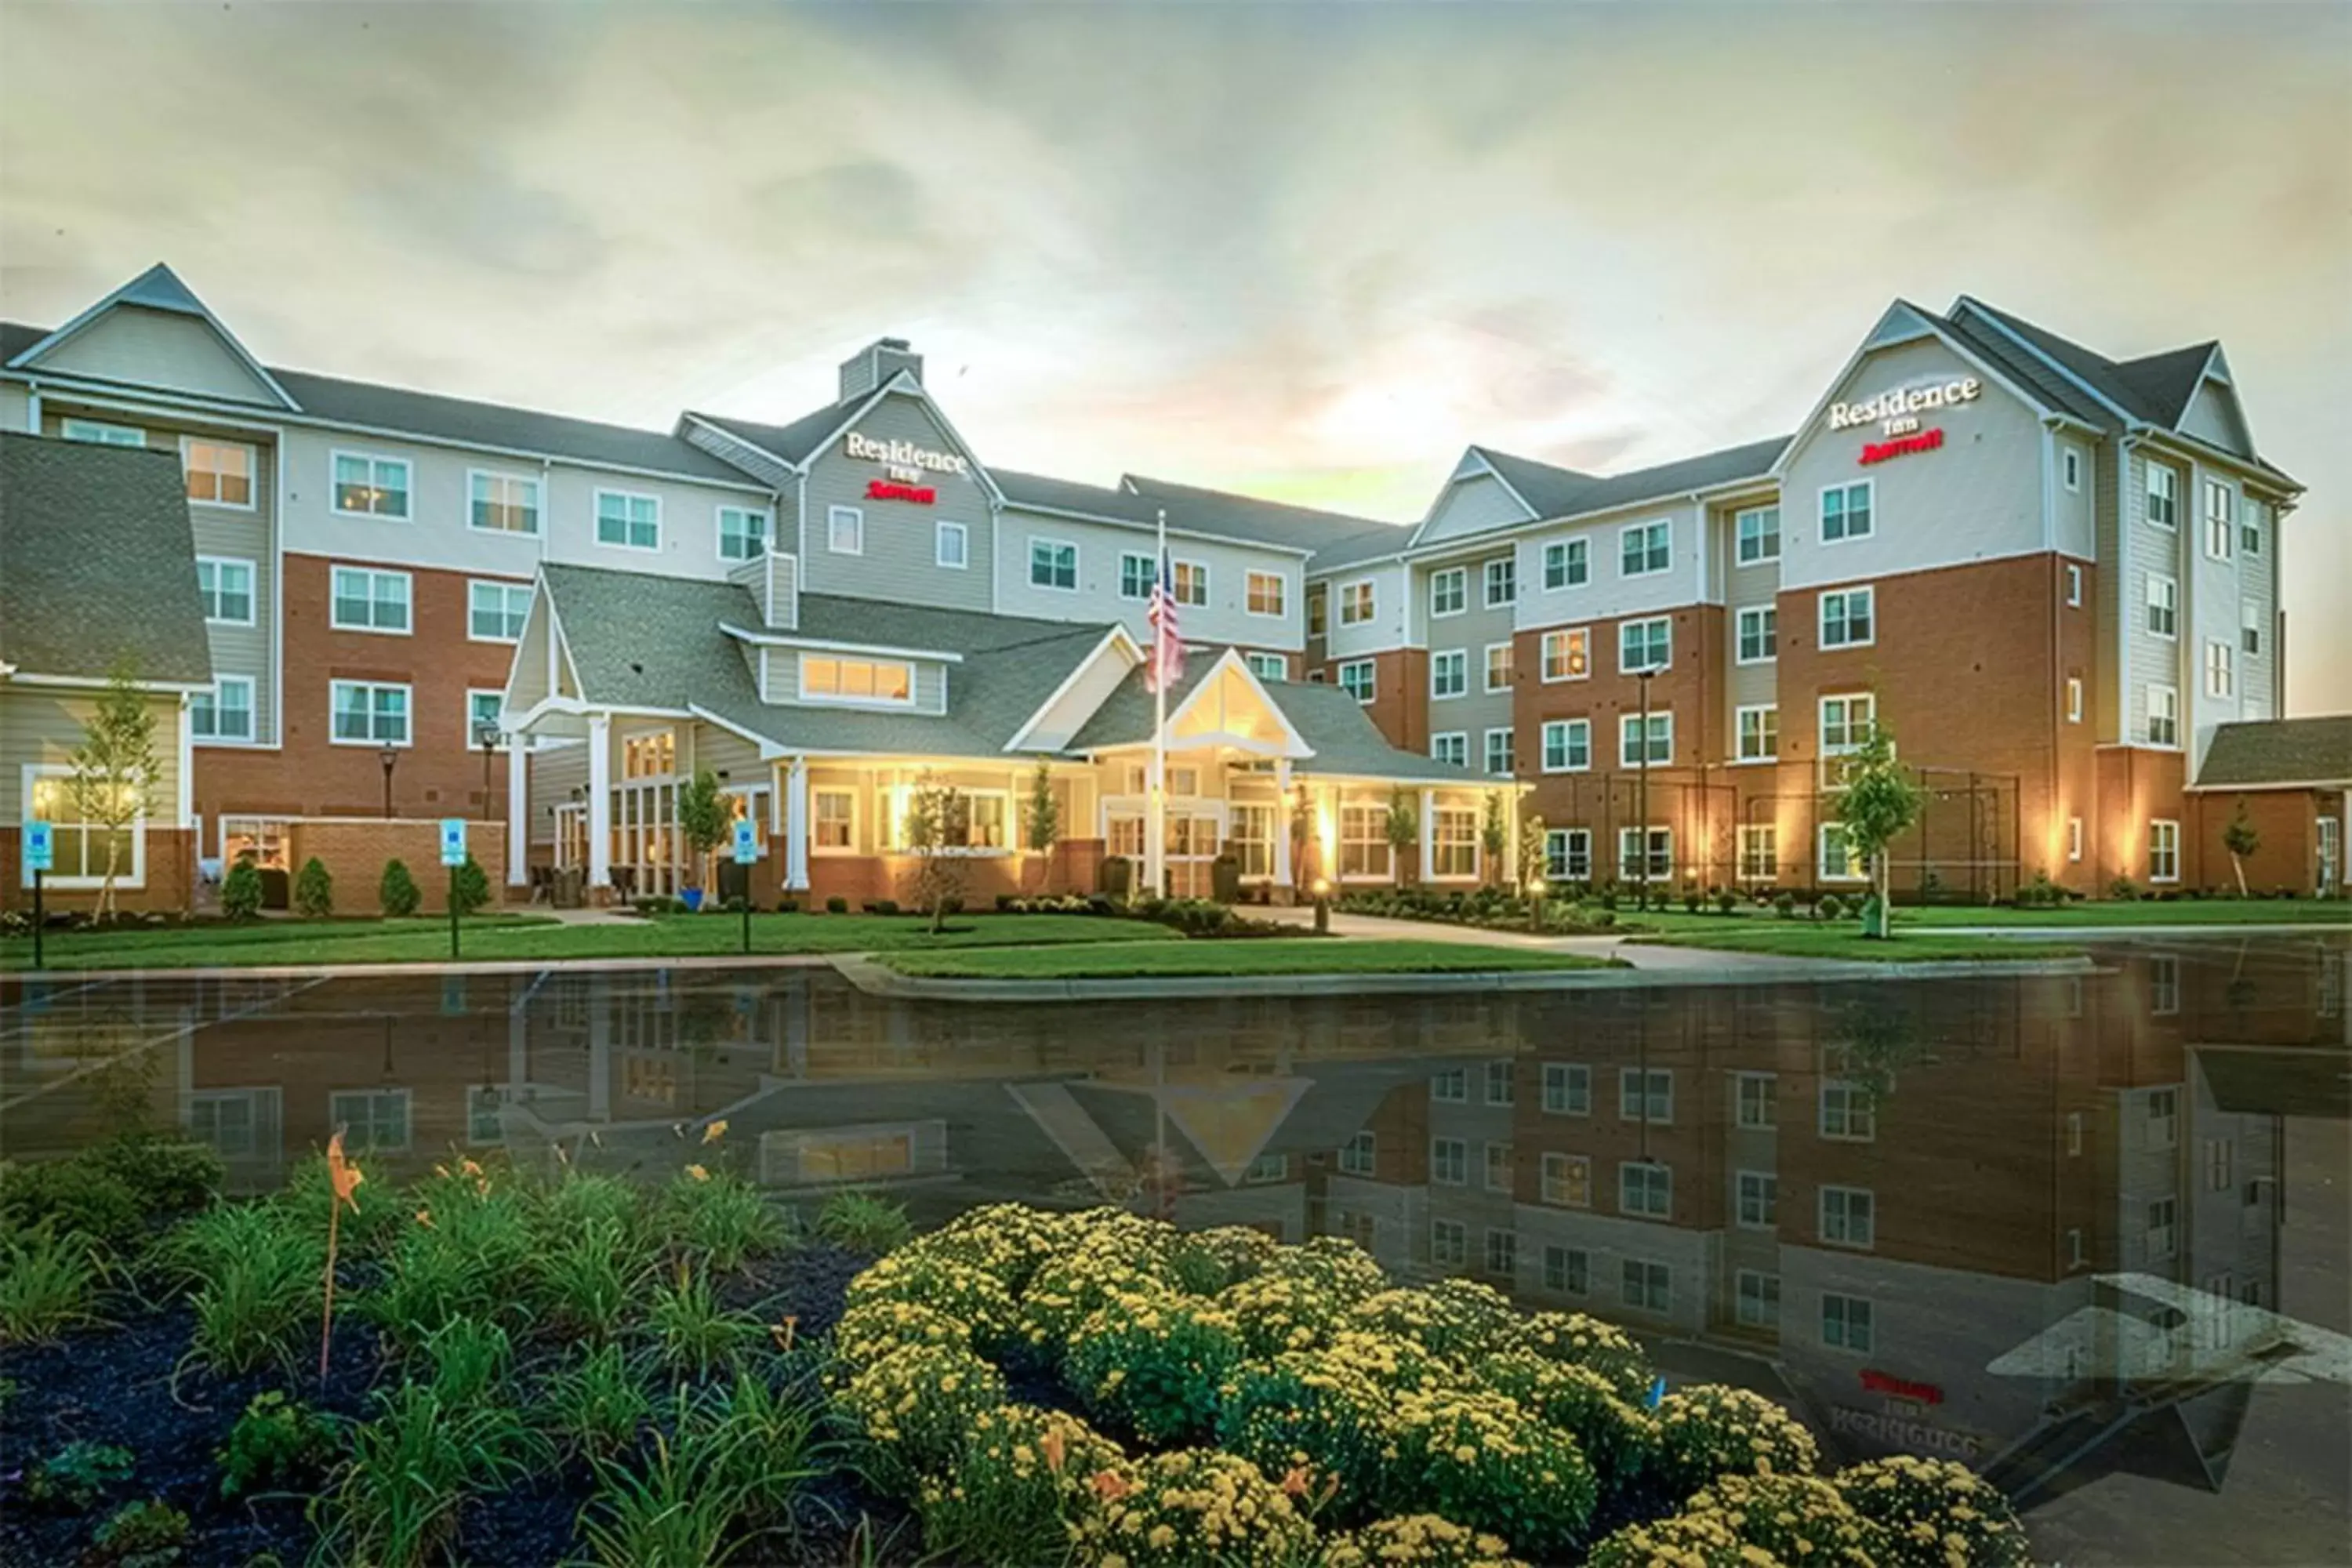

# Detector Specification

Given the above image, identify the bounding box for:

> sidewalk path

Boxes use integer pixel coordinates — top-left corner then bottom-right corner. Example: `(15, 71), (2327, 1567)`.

(1248, 906), (1791, 968)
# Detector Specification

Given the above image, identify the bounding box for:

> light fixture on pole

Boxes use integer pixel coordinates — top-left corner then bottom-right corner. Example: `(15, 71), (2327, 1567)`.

(379, 746), (399, 819)
(475, 720), (502, 822)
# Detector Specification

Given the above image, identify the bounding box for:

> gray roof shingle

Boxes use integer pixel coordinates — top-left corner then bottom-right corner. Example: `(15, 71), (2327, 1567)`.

(2194, 717), (2352, 789)
(684, 405), (859, 470)
(1447, 434), (1790, 543)
(1121, 474), (1410, 559)
(1, 432), (213, 684)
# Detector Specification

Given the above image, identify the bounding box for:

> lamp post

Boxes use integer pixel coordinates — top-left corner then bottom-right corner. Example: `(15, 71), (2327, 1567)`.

(1527, 876), (1547, 934)
(1311, 875), (1331, 935)
(379, 746), (399, 819)
(475, 721), (502, 824)
(1635, 668), (1654, 911)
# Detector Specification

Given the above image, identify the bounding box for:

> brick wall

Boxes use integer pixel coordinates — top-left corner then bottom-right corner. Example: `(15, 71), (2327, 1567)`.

(282, 818), (510, 913)
(1, 829), (197, 913)
(2188, 789), (2327, 895)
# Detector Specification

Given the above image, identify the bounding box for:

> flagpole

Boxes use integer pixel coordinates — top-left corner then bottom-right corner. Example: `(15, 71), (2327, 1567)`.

(1146, 506), (1169, 899)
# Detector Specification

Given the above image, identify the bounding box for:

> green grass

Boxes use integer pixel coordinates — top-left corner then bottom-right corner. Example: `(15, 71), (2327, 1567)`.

(1, 911), (1168, 971)
(1617, 899), (2344, 935)
(1627, 925), (2081, 963)
(877, 938), (1621, 981)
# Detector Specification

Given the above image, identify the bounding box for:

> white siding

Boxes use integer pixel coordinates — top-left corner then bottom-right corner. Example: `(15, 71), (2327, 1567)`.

(1514, 500), (1704, 634)
(1322, 561), (1411, 658)
(993, 507), (1305, 651)
(28, 306), (283, 406)
(1414, 469), (1536, 546)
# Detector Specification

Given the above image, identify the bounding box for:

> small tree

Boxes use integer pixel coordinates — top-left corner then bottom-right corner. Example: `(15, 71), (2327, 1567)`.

(222, 855), (264, 922)
(450, 855), (492, 917)
(1480, 793), (1508, 885)
(675, 770), (730, 898)
(902, 773), (969, 935)
(379, 858), (421, 918)
(293, 856), (334, 917)
(66, 661), (160, 919)
(1023, 761), (1061, 893)
(1519, 811), (1549, 892)
(1384, 786), (1419, 887)
(1835, 720), (1926, 938)
(2221, 798), (2259, 898)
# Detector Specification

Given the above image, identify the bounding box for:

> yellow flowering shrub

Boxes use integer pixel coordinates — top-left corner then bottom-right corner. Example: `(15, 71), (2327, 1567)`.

(1219, 1270), (1348, 1358)
(1321, 1328), (1457, 1396)
(914, 1403), (1125, 1564)
(1651, 1385), (1820, 1501)
(1351, 1287), (1515, 1361)
(842, 1251), (1019, 1357)
(1171, 1224), (1283, 1294)
(1515, 1311), (1656, 1403)
(1831, 1456), (2031, 1568)
(1074, 1449), (1318, 1568)
(1217, 1352), (1395, 1514)
(1066, 1290), (1247, 1445)
(1584, 1510), (1769, 1568)
(1381, 1387), (1599, 1559)
(1018, 1243), (1181, 1365)
(919, 1202), (1100, 1292)
(1471, 1352), (1658, 1519)
(1262, 1235), (1389, 1307)
(836, 1341), (1005, 1482)
(1683, 1472), (1883, 1566)
(1321, 1513), (1531, 1568)
(830, 1297), (972, 1374)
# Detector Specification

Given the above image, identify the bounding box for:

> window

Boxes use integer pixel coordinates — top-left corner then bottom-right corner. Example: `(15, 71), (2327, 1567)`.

(1431, 732), (1468, 768)
(21, 771), (140, 887)
(1338, 580), (1376, 625)
(1541, 1062), (1590, 1115)
(196, 557), (255, 625)
(190, 677), (255, 743)
(2241, 501), (2264, 557)
(717, 506), (769, 562)
(813, 789), (856, 851)
(1483, 1229), (1517, 1278)
(1229, 804), (1276, 877)
(1431, 1066), (1469, 1102)
(934, 520), (967, 569)
(183, 439), (254, 506)
(1429, 567), (1468, 617)
(1432, 808), (1479, 877)
(1820, 693), (1876, 756)
(2146, 463), (2178, 528)
(1619, 711), (1673, 768)
(1242, 1153), (1287, 1186)
(1543, 538), (1588, 590)
(2205, 1138), (2234, 1192)
(1119, 554), (1155, 600)
(1483, 728), (1515, 777)
(804, 656), (914, 706)
(1483, 643), (1515, 693)
(61, 418), (144, 446)
(329, 566), (411, 633)
(2146, 572), (2178, 638)
(1340, 806), (1392, 879)
(2147, 683), (2180, 747)
(2067, 1111), (2085, 1156)
(1820, 1080), (1876, 1142)
(1820, 1186), (1876, 1249)
(1735, 1073), (1777, 1129)
(2242, 601), (2263, 656)
(1541, 1152), (1591, 1207)
(1544, 1247), (1590, 1296)
(1620, 1068), (1673, 1123)
(1431, 1219), (1468, 1267)
(1736, 1171), (1778, 1229)
(1736, 605), (1777, 664)
(2058, 446), (2081, 492)
(1820, 481), (1872, 542)
(1621, 520), (1671, 577)
(1736, 1271), (1781, 1329)
(2067, 1229), (2087, 1269)
(2203, 481), (2234, 561)
(2066, 563), (2083, 606)
(1619, 826), (1671, 880)
(1544, 828), (1592, 881)
(1820, 586), (1875, 649)
(1821, 1293), (1873, 1352)
(1430, 1138), (1468, 1185)
(1484, 1130), (1514, 1185)
(1621, 1260), (1671, 1313)
(1339, 1131), (1376, 1177)
(1541, 627), (1591, 681)
(622, 731), (675, 779)
(469, 471), (541, 535)
(466, 690), (506, 746)
(2145, 1197), (2178, 1262)
(2149, 818), (2180, 882)
(1541, 719), (1590, 773)
(1338, 660), (1375, 703)
(1246, 571), (1286, 616)
(329, 681), (411, 746)
(1029, 537), (1077, 590)
(1738, 824), (1778, 881)
(2067, 677), (2083, 724)
(821, 504), (865, 556)
(2150, 959), (2181, 1017)
(333, 452), (411, 518)
(1618, 616), (1670, 672)
(1171, 560), (1209, 607)
(1307, 588), (1328, 637)
(1431, 650), (1467, 699)
(1244, 652), (1287, 683)
(1819, 822), (1867, 882)
(1736, 506), (1781, 564)
(1620, 1161), (1672, 1218)
(1483, 557), (1516, 608)
(467, 580), (532, 642)
(2147, 1088), (2179, 1149)
(2205, 640), (2235, 699)
(1736, 706), (1778, 763)
(330, 1089), (412, 1153)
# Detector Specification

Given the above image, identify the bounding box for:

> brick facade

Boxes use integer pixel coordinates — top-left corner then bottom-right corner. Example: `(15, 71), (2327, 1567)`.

(2, 828), (196, 914)
(280, 818), (510, 913)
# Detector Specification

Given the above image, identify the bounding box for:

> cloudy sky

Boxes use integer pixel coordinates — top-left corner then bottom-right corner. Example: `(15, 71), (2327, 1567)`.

(3, 1), (2345, 710)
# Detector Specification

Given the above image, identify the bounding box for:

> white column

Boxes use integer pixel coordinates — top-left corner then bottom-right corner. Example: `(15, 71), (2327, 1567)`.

(176, 693), (194, 829)
(586, 978), (612, 1122)
(1144, 750), (1167, 897)
(586, 714), (612, 891)
(785, 757), (811, 891)
(506, 743), (529, 887)
(1502, 789), (1519, 885)
(1419, 787), (1437, 883)
(1272, 758), (1293, 887)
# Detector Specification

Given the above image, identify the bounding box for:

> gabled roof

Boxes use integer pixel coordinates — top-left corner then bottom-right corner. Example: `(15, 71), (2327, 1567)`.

(1441, 435), (1790, 546)
(995, 467), (1163, 525)
(1067, 660), (1479, 783)
(1121, 474), (1408, 560)
(687, 404), (868, 470)
(0, 432), (213, 684)
(4, 263), (298, 411)
(1471, 448), (1598, 521)
(2111, 343), (2222, 427)
(2192, 717), (2352, 790)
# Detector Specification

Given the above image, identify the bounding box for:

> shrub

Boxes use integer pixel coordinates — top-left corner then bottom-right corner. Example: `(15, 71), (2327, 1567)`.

(1587, 1509), (1756, 1567)
(1817, 892), (1845, 921)
(833, 1297), (975, 1373)
(1682, 1472), (1883, 1565)
(1472, 1354), (1657, 1520)
(80, 1136), (223, 1218)
(535, 1341), (651, 1461)
(1515, 1311), (1654, 1403)
(2108, 874), (2140, 902)
(294, 855), (334, 916)
(450, 854), (492, 916)
(837, 1341), (1006, 1483)
(644, 1261), (758, 1378)
(318, 1384), (543, 1568)
(1323, 1515), (1531, 1568)
(172, 1203), (324, 1374)
(1682, 890), (1702, 913)
(1064, 1288), (1246, 1445)
(379, 858), (421, 917)
(217, 1391), (341, 1499)
(90, 1498), (188, 1564)
(1072, 1449), (1317, 1568)
(1217, 1349), (1393, 1515)
(221, 856), (265, 920)
(1714, 889), (1737, 914)
(1015, 1237), (1181, 1363)
(1259, 1232), (1388, 1307)
(815, 1188), (914, 1256)
(1380, 1386), (1600, 1559)
(23, 1439), (136, 1510)
(1350, 1283), (1516, 1361)
(1170, 1224), (1282, 1294)
(826, 895), (848, 913)
(914, 1403), (1124, 1566)
(923, 1202), (1096, 1294)
(1650, 1385), (1819, 1502)
(658, 1163), (787, 1273)
(0, 1156), (144, 1253)
(1219, 1269), (1347, 1358)
(1832, 1456), (2031, 1567)
(0, 1224), (108, 1343)
(846, 1251), (1020, 1359)
(1774, 890), (1797, 919)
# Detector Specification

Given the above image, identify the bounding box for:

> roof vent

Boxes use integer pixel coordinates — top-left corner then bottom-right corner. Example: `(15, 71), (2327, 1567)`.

(840, 338), (924, 402)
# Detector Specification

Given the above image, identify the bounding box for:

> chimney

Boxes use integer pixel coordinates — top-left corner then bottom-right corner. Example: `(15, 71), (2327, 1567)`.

(838, 337), (924, 402)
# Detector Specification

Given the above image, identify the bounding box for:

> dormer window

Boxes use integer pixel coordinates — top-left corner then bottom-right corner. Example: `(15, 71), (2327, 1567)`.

(804, 655), (914, 706)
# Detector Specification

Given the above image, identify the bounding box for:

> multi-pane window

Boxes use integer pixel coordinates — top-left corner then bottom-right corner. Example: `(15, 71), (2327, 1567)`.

(1620, 1067), (1673, 1123)
(190, 677), (255, 743)
(1338, 580), (1376, 625)
(1171, 561), (1209, 607)
(2147, 684), (2180, 747)
(2145, 1196), (2178, 1261)
(467, 580), (532, 642)
(1483, 1229), (1517, 1278)
(1619, 826), (1671, 880)
(1620, 1162), (1672, 1218)
(1431, 1067), (1469, 1102)
(330, 681), (410, 746)
(1621, 520), (1671, 577)
(622, 731), (676, 779)
(2242, 601), (2263, 656)
(1431, 1219), (1468, 1268)
(1432, 808), (1479, 877)
(466, 691), (506, 747)
(1820, 1080), (1876, 1142)
(1619, 616), (1671, 672)
(2205, 1138), (2234, 1192)
(2241, 499), (2264, 557)
(1431, 732), (1468, 768)
(1246, 571), (1286, 616)
(1820, 693), (1876, 756)
(2203, 481), (2234, 561)
(1821, 1293), (1874, 1352)
(1339, 1131), (1376, 1178)
(2206, 640), (2234, 699)
(596, 490), (660, 550)
(1541, 1152), (1591, 1207)
(1229, 804), (1276, 877)
(1544, 827), (1592, 880)
(2146, 572), (2178, 638)
(1543, 538), (1588, 589)
(1244, 652), (1287, 683)
(1820, 481), (1872, 542)
(1738, 823), (1778, 880)
(1736, 1171), (1778, 1229)
(1820, 822), (1867, 881)
(825, 505), (864, 555)
(197, 557), (255, 624)
(1620, 711), (1673, 767)
(1820, 1185), (1876, 1248)
(1483, 557), (1516, 607)
(804, 656), (914, 705)
(1483, 1139), (1513, 1190)
(330, 1089), (412, 1152)
(1338, 661), (1375, 703)
(470, 472), (541, 534)
(717, 506), (769, 561)
(333, 452), (410, 518)
(1734, 1073), (1777, 1129)
(1484, 728), (1515, 777)
(61, 418), (144, 446)
(183, 439), (254, 506)
(23, 772), (138, 884)
(1341, 805), (1393, 878)
(2149, 818), (2181, 883)
(2146, 463), (2179, 528)
(1820, 586), (1875, 648)
(1541, 627), (1590, 681)
(1622, 1260), (1671, 1313)
(1736, 506), (1781, 564)
(1736, 706), (1778, 762)
(1541, 719), (1589, 773)
(1431, 650), (1468, 699)
(1429, 567), (1468, 617)
(1541, 1062), (1590, 1115)
(814, 789), (856, 850)
(1737, 605), (1777, 663)
(1430, 1137), (1468, 1185)
(1484, 643), (1515, 693)
(1544, 1247), (1591, 1296)
(935, 521), (967, 568)
(1736, 1270), (1781, 1329)
(2147, 1088), (2179, 1149)
(330, 566), (411, 633)
(1029, 538), (1076, 590)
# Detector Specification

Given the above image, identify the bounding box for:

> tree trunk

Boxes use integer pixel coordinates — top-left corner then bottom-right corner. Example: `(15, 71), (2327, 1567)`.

(2231, 853), (2248, 899)
(99, 829), (120, 920)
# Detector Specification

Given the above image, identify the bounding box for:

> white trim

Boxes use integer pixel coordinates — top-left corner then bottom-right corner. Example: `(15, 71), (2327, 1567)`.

(1428, 564), (1469, 619)
(464, 466), (545, 537)
(715, 503), (771, 563)
(1540, 535), (1591, 591)
(1817, 822), (1867, 882)
(685, 702), (787, 762)
(826, 503), (866, 556)
(1818, 583), (1876, 651)
(2144, 572), (2179, 641)
(1026, 534), (1080, 592)
(1618, 709), (1675, 768)
(1539, 717), (1592, 775)
(465, 578), (533, 644)
(1482, 641), (1515, 694)
(1430, 731), (1469, 769)
(1335, 577), (1377, 626)
(797, 652), (920, 710)
(717, 621), (966, 663)
(1481, 554), (1517, 609)
(1816, 477), (1875, 544)
(1617, 615), (1671, 674)
(1734, 604), (1777, 666)
(809, 782), (859, 856)
(190, 674), (259, 747)
(180, 434), (257, 511)
(327, 679), (414, 748)
(1733, 503), (1781, 566)
(463, 688), (510, 750)
(2148, 818), (2183, 884)
(5, 268), (300, 409)
(1336, 658), (1376, 704)
(1429, 648), (1468, 701)
(593, 487), (663, 553)
(1538, 625), (1592, 683)
(1243, 568), (1287, 619)
(0, 670), (212, 695)
(18, 763), (148, 890)
(1152, 647), (1312, 760)
(328, 563), (414, 636)
(935, 519), (969, 570)
(328, 448), (414, 521)
(1000, 626), (1144, 753)
(2145, 682), (2181, 749)
(60, 416), (147, 447)
(1482, 726), (1515, 778)
(1617, 517), (1671, 579)
(195, 554), (258, 627)
(1733, 702), (1779, 763)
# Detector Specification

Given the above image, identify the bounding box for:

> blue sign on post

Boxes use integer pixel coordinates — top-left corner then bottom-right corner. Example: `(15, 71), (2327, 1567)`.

(439, 818), (467, 868)
(731, 818), (758, 865)
(24, 821), (55, 874)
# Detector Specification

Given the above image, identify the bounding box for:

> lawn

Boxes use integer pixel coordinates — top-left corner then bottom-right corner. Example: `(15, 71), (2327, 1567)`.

(1617, 899), (2343, 933)
(0, 912), (1167, 972)
(1625, 924), (2081, 964)
(877, 937), (1621, 980)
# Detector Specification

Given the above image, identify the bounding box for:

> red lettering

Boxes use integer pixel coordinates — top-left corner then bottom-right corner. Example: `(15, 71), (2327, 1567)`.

(1860, 1369), (1944, 1405)
(1860, 428), (1944, 466)
(864, 479), (938, 503)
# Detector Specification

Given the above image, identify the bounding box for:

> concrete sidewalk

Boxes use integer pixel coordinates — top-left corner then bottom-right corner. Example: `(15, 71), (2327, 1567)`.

(1248, 904), (1788, 970)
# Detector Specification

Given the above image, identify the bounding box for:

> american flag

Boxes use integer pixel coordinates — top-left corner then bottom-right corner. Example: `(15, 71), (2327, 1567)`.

(1145, 545), (1185, 693)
